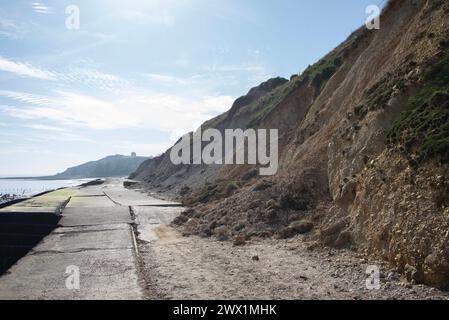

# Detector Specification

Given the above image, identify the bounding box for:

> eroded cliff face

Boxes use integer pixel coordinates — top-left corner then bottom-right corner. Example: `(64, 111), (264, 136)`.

(129, 76), (289, 194)
(131, 0), (449, 288)
(320, 0), (449, 287)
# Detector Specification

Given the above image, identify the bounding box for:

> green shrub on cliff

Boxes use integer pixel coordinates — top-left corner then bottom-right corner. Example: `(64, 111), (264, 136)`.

(387, 49), (449, 164)
(301, 52), (342, 89)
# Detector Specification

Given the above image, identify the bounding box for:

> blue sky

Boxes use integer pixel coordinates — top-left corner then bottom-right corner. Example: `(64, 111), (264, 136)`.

(0, 0), (385, 176)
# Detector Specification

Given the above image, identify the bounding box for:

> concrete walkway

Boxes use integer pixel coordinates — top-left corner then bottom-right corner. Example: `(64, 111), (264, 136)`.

(0, 178), (182, 300)
(2, 179), (448, 300)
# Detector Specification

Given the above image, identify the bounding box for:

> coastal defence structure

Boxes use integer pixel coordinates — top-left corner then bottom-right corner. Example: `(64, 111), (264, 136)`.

(0, 189), (72, 274)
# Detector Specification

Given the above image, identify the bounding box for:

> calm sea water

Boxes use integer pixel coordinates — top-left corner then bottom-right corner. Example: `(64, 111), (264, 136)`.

(0, 178), (93, 196)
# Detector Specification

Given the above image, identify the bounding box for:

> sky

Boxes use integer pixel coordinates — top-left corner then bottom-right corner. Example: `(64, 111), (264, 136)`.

(0, 0), (386, 176)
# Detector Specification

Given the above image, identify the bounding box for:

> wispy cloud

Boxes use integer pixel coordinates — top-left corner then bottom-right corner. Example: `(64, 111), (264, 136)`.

(0, 91), (54, 106)
(0, 19), (27, 39)
(0, 91), (134, 129)
(23, 124), (68, 132)
(0, 57), (56, 80)
(0, 89), (234, 133)
(2, 124), (93, 144)
(60, 68), (130, 91)
(32, 2), (53, 15)
(0, 56), (129, 91)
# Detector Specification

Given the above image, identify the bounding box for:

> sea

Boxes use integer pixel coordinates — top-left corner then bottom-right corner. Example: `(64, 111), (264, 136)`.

(0, 178), (94, 197)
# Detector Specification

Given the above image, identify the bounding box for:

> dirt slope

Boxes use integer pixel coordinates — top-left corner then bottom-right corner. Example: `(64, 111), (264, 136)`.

(131, 0), (449, 288)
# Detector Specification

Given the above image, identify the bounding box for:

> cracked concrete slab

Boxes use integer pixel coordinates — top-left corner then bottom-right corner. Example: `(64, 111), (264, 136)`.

(103, 186), (180, 206)
(66, 195), (116, 208)
(73, 187), (107, 197)
(33, 223), (134, 253)
(0, 189), (76, 214)
(0, 248), (143, 300)
(52, 223), (127, 234)
(60, 207), (132, 226)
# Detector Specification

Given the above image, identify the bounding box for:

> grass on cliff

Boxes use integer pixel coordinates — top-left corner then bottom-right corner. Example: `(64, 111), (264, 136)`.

(386, 50), (449, 164)
(248, 52), (343, 127)
(205, 49), (344, 130)
(247, 84), (292, 127)
(300, 52), (342, 90)
(354, 74), (408, 119)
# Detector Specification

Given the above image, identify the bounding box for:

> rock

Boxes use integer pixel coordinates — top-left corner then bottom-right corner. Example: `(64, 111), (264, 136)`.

(252, 255), (260, 261)
(182, 208), (196, 217)
(253, 180), (274, 191)
(266, 199), (280, 210)
(263, 208), (278, 221)
(179, 186), (190, 195)
(290, 220), (314, 234)
(233, 222), (246, 232)
(247, 200), (262, 210)
(184, 218), (201, 232)
(306, 242), (319, 251)
(277, 221), (314, 239)
(387, 271), (399, 281)
(404, 264), (420, 283)
(123, 180), (138, 188)
(199, 228), (212, 238)
(423, 252), (449, 288)
(320, 219), (349, 246)
(208, 220), (217, 231)
(335, 179), (357, 208)
(280, 194), (308, 210)
(172, 214), (188, 225)
(233, 234), (246, 246)
(242, 168), (258, 181)
(276, 227), (296, 239)
(214, 226), (230, 241)
(334, 230), (352, 248)
(321, 219), (348, 237)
